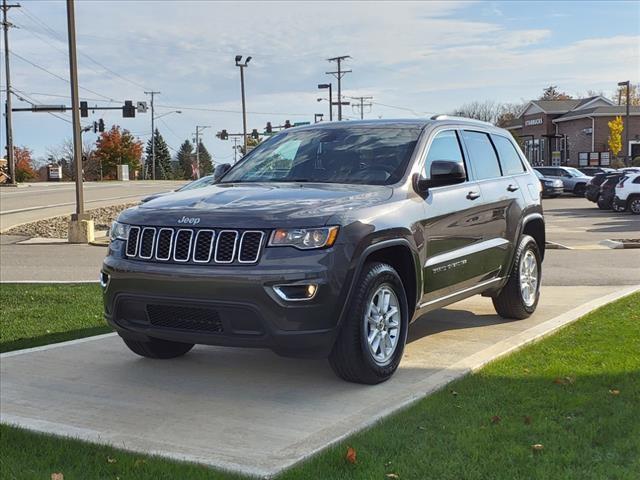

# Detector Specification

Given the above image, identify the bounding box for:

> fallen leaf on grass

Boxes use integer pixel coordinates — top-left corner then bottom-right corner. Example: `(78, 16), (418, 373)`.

(531, 444), (544, 452)
(107, 457), (117, 464)
(524, 415), (532, 425)
(135, 459), (147, 467)
(490, 415), (501, 424)
(450, 390), (458, 396)
(346, 446), (357, 464)
(553, 377), (575, 385)
(609, 389), (620, 396)
(386, 474), (400, 479)
(51, 474), (63, 480)
(417, 426), (427, 431)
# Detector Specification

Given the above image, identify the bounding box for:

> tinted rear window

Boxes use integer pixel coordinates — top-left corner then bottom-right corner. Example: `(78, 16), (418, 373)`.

(492, 135), (525, 175)
(461, 131), (501, 180)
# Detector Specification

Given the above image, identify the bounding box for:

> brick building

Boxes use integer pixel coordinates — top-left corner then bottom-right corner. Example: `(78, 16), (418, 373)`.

(506, 96), (640, 167)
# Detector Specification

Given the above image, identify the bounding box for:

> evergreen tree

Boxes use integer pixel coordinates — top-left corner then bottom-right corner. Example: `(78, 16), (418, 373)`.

(197, 141), (213, 176)
(145, 128), (172, 179)
(175, 139), (194, 180)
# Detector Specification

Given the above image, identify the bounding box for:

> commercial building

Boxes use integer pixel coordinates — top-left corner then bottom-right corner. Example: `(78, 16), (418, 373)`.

(506, 96), (640, 167)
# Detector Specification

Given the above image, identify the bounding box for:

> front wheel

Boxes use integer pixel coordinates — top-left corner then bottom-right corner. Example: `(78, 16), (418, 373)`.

(628, 196), (640, 215)
(329, 262), (409, 384)
(492, 235), (541, 320)
(597, 195), (611, 210)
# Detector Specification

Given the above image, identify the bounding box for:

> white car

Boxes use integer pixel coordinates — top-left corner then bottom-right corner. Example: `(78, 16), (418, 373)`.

(613, 172), (640, 214)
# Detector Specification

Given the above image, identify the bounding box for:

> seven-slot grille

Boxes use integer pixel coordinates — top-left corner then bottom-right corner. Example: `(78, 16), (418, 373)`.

(125, 226), (264, 265)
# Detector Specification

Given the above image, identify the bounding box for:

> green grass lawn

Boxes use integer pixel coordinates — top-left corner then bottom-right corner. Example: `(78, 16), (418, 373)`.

(1, 288), (638, 479)
(0, 283), (109, 353)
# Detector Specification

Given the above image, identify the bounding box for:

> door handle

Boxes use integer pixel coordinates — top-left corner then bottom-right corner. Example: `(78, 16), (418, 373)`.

(466, 191), (480, 200)
(507, 184), (519, 192)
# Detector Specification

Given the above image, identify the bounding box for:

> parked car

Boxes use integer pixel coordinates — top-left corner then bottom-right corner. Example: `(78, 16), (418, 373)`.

(140, 174), (216, 203)
(614, 172), (640, 214)
(578, 167), (615, 176)
(103, 117), (545, 384)
(534, 166), (592, 196)
(533, 169), (563, 198)
(585, 172), (613, 203)
(596, 173), (625, 210)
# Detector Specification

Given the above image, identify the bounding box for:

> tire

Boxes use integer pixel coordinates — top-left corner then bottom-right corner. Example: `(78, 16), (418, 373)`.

(573, 183), (586, 197)
(329, 262), (409, 384)
(492, 235), (541, 320)
(612, 201), (626, 213)
(629, 196), (640, 215)
(122, 336), (194, 359)
(597, 195), (611, 210)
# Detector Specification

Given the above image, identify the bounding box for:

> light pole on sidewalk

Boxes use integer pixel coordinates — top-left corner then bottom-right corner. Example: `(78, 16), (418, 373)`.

(235, 55), (251, 155)
(618, 80), (630, 166)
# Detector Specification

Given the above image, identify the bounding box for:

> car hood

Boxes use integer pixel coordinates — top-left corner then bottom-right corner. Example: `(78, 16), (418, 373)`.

(119, 182), (394, 228)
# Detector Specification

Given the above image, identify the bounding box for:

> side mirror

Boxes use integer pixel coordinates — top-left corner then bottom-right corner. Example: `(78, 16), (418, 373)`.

(415, 160), (466, 192)
(213, 163), (232, 183)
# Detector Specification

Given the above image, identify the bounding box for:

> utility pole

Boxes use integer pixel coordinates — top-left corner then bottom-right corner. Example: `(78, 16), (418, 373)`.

(326, 56), (351, 121)
(351, 95), (373, 120)
(144, 90), (160, 179)
(194, 125), (210, 178)
(2, 0), (19, 185)
(66, 0), (84, 217)
(618, 80), (631, 166)
(233, 136), (238, 163)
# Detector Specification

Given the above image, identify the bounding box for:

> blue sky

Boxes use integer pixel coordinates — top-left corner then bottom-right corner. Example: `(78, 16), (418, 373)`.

(2, 0), (639, 165)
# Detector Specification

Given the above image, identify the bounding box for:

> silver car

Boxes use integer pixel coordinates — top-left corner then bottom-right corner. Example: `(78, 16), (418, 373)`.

(534, 166), (592, 196)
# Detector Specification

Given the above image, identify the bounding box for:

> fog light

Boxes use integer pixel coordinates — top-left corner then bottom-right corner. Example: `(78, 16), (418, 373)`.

(273, 283), (318, 301)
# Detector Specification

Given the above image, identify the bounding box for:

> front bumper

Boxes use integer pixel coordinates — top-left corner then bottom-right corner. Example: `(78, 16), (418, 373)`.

(542, 185), (564, 197)
(102, 241), (353, 358)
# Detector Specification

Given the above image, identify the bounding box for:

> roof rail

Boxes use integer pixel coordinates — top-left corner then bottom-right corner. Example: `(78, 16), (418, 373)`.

(429, 114), (495, 126)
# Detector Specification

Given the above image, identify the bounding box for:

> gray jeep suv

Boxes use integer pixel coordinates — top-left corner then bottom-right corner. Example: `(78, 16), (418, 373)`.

(103, 117), (545, 384)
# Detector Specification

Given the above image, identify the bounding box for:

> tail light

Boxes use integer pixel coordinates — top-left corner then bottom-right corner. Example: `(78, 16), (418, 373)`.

(617, 177), (627, 188)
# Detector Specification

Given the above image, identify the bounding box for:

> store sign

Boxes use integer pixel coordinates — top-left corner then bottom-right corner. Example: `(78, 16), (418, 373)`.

(600, 152), (611, 166)
(525, 118), (543, 127)
(551, 151), (561, 166)
(589, 152), (600, 166)
(579, 152), (589, 166)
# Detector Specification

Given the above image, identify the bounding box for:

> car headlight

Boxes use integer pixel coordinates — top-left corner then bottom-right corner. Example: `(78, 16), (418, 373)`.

(269, 226), (339, 250)
(109, 221), (129, 242)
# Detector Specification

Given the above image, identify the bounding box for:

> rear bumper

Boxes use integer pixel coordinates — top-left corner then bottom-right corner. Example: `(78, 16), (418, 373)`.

(102, 243), (352, 358)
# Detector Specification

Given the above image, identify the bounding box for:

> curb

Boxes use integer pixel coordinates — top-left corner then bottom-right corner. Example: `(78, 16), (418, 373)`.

(600, 239), (640, 249)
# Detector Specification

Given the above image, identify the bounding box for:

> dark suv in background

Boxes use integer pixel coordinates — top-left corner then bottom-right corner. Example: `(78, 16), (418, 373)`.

(103, 117), (545, 384)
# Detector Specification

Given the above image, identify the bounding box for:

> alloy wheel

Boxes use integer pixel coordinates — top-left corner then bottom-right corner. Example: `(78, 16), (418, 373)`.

(364, 284), (401, 365)
(519, 250), (539, 307)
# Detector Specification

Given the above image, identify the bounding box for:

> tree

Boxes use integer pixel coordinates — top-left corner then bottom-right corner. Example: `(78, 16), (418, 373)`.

(175, 139), (194, 179)
(239, 136), (261, 156)
(612, 83), (640, 106)
(94, 125), (143, 179)
(196, 141), (213, 176)
(14, 146), (36, 182)
(145, 128), (172, 179)
(451, 100), (525, 127)
(539, 85), (573, 101)
(608, 116), (624, 158)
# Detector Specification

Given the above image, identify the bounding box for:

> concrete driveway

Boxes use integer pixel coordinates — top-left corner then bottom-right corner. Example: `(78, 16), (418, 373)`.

(2, 285), (636, 477)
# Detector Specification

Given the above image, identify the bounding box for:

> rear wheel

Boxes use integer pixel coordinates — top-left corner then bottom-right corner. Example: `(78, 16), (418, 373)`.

(123, 337), (194, 359)
(629, 196), (640, 215)
(597, 195), (611, 210)
(573, 183), (586, 196)
(612, 201), (627, 213)
(329, 262), (408, 384)
(492, 235), (541, 320)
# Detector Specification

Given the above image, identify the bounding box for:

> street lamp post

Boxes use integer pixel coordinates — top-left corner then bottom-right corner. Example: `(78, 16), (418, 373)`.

(618, 80), (630, 166)
(317, 83), (332, 121)
(235, 55), (251, 154)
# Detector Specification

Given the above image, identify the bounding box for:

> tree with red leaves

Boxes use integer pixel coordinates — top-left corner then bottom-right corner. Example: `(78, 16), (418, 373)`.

(94, 125), (143, 179)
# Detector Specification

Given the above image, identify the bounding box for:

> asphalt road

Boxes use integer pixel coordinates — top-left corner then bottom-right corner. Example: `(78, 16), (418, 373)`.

(0, 181), (185, 232)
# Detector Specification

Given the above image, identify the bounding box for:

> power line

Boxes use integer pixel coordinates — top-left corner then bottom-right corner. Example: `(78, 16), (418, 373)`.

(9, 50), (120, 102)
(11, 88), (72, 124)
(17, 4), (149, 91)
(156, 103), (309, 117)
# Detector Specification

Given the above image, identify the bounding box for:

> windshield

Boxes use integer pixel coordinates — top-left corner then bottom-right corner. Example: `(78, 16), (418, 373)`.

(534, 169), (544, 179)
(564, 167), (584, 177)
(221, 126), (422, 185)
(178, 175), (215, 191)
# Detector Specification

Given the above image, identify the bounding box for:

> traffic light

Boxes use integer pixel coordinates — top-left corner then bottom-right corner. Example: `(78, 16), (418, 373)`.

(217, 129), (229, 140)
(284, 120), (292, 129)
(123, 100), (136, 118)
(93, 121), (98, 133)
(98, 118), (105, 132)
(266, 122), (272, 133)
(251, 129), (259, 139)
(80, 101), (88, 118)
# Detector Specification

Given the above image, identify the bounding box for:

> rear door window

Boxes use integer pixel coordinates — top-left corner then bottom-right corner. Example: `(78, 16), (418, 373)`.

(461, 131), (502, 180)
(492, 135), (526, 175)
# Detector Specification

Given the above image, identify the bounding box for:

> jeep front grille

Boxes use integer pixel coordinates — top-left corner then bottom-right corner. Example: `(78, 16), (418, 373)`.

(125, 227), (264, 265)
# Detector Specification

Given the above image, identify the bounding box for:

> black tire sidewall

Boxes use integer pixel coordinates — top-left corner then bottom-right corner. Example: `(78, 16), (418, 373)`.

(357, 268), (409, 375)
(514, 236), (542, 314)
